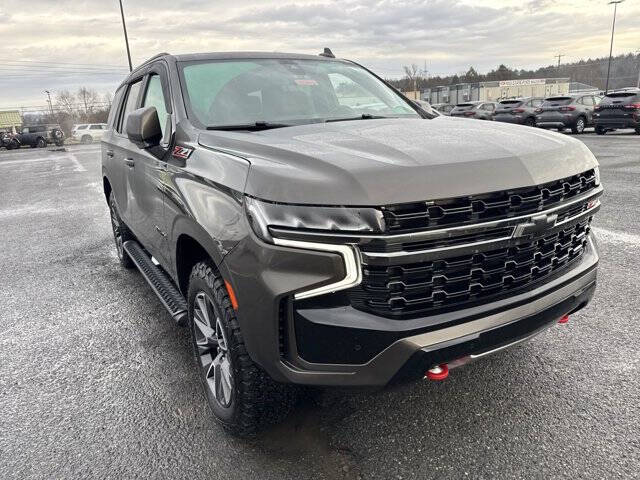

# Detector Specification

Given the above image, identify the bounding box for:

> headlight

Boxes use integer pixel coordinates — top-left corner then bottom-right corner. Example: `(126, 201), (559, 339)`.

(244, 196), (385, 242)
(244, 197), (373, 299)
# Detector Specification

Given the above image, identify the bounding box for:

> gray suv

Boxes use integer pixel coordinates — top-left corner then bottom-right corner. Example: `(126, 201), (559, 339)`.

(450, 101), (497, 120)
(536, 95), (601, 134)
(102, 51), (601, 436)
(494, 97), (543, 127)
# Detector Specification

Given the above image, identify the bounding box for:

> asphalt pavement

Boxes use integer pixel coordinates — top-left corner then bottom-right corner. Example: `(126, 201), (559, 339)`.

(1, 131), (639, 480)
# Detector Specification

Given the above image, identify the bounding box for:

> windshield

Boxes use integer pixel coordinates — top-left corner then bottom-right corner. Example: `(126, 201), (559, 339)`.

(543, 97), (572, 106)
(179, 58), (420, 128)
(499, 100), (523, 106)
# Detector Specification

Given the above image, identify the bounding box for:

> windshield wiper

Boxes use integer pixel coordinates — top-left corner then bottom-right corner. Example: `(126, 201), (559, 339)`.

(325, 113), (393, 123)
(206, 121), (290, 131)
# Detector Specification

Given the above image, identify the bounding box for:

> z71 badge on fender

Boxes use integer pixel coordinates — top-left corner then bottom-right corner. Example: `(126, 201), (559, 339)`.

(172, 145), (193, 159)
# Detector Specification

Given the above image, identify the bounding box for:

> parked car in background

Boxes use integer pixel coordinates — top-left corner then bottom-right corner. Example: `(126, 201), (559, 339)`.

(450, 101), (497, 120)
(71, 123), (107, 144)
(593, 89), (640, 135)
(535, 95), (601, 134)
(432, 103), (454, 115)
(493, 97), (543, 127)
(9, 124), (64, 148)
(0, 129), (13, 149)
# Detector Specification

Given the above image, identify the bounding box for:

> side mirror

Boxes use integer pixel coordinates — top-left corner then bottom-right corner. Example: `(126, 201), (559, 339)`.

(126, 106), (162, 149)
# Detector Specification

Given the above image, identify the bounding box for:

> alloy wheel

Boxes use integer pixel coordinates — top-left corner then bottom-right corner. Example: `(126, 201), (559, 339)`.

(193, 291), (234, 408)
(576, 118), (585, 133)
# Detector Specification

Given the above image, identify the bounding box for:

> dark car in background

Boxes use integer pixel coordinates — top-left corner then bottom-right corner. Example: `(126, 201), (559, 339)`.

(450, 101), (497, 120)
(493, 97), (543, 127)
(432, 103), (454, 115)
(593, 89), (640, 134)
(9, 124), (65, 148)
(535, 95), (601, 134)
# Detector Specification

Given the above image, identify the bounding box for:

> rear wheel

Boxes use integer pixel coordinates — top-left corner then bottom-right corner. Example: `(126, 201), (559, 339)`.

(108, 192), (135, 269)
(635, 127), (640, 135)
(187, 261), (296, 436)
(524, 117), (536, 127)
(557, 126), (565, 132)
(595, 126), (606, 135)
(81, 135), (93, 144)
(571, 117), (586, 134)
(36, 137), (46, 148)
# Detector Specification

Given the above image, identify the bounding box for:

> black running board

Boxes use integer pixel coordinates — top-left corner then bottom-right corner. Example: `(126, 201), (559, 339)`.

(123, 240), (188, 325)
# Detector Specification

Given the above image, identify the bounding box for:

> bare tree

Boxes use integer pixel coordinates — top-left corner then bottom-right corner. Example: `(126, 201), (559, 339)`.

(77, 87), (100, 115)
(55, 90), (76, 115)
(403, 64), (420, 94)
(103, 92), (113, 109)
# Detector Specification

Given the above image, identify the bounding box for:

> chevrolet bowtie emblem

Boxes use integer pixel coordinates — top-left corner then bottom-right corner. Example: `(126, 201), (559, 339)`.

(513, 213), (558, 238)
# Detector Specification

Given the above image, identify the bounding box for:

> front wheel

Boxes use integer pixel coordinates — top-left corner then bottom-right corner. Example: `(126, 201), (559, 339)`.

(108, 192), (135, 269)
(524, 117), (536, 127)
(36, 137), (46, 148)
(635, 127), (640, 135)
(187, 261), (296, 436)
(595, 126), (606, 135)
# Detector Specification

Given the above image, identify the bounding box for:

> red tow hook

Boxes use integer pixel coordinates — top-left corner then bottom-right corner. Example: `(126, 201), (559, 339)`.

(425, 364), (449, 381)
(558, 314), (569, 324)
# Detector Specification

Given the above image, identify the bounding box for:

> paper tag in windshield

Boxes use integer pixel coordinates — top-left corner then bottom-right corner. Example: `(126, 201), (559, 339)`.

(295, 78), (318, 86)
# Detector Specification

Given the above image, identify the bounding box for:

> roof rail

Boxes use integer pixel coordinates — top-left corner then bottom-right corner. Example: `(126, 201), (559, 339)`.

(136, 52), (171, 69)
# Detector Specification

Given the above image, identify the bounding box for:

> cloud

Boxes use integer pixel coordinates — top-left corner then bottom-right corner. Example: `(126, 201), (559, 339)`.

(0, 0), (638, 107)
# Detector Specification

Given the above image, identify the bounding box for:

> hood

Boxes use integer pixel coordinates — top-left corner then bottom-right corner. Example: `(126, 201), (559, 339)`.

(197, 117), (598, 206)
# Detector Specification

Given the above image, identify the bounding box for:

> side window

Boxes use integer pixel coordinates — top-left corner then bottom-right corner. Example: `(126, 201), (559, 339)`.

(89, 125), (102, 130)
(107, 88), (125, 129)
(117, 80), (142, 134)
(142, 74), (168, 137)
(592, 96), (601, 105)
(532, 99), (543, 108)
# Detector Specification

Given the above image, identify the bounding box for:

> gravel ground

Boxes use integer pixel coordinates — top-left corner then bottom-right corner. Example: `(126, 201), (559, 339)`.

(1, 132), (639, 480)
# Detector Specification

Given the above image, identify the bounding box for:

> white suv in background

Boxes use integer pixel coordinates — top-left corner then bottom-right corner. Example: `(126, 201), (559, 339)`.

(71, 124), (107, 144)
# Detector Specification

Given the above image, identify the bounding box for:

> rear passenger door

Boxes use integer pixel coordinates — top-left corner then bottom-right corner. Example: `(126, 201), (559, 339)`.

(107, 78), (144, 231)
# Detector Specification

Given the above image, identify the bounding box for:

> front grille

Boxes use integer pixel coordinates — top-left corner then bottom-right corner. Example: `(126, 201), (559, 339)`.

(348, 218), (592, 319)
(382, 169), (597, 233)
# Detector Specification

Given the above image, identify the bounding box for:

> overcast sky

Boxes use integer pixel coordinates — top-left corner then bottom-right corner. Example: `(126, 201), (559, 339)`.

(1, 0), (638, 108)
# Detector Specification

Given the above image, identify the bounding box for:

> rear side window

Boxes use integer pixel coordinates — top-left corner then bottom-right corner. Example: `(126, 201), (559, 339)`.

(600, 92), (639, 105)
(117, 81), (142, 133)
(543, 97), (572, 106)
(499, 100), (522, 106)
(89, 125), (102, 130)
(142, 74), (169, 137)
(107, 88), (125, 129)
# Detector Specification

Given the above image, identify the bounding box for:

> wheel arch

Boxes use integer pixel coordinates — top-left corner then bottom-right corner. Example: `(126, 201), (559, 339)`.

(173, 223), (233, 296)
(103, 176), (112, 204)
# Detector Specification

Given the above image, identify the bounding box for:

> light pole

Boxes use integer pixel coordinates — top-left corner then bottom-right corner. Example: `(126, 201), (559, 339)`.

(636, 49), (640, 89)
(44, 90), (54, 116)
(604, 0), (624, 94)
(118, 0), (133, 72)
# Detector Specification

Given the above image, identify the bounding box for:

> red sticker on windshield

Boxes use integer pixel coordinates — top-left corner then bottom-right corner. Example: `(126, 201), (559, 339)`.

(295, 78), (318, 86)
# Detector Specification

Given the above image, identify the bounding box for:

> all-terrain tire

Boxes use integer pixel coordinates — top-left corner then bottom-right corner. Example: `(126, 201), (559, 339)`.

(108, 191), (135, 269)
(187, 261), (296, 436)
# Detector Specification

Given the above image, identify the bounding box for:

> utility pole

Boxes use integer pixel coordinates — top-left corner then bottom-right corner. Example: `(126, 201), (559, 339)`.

(605, 0), (624, 94)
(635, 49), (640, 89)
(554, 53), (565, 70)
(118, 0), (133, 72)
(44, 90), (54, 116)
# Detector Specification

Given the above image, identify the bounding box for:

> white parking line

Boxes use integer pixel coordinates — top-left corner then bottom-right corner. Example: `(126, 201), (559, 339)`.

(67, 152), (87, 172)
(0, 155), (72, 166)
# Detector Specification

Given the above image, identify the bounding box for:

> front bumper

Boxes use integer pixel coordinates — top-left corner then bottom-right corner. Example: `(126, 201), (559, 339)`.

(223, 225), (599, 387)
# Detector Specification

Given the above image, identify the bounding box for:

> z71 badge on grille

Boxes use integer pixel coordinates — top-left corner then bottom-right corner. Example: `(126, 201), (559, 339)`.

(172, 146), (193, 159)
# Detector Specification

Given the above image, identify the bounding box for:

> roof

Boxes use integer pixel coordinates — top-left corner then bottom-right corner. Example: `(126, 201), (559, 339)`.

(0, 110), (22, 128)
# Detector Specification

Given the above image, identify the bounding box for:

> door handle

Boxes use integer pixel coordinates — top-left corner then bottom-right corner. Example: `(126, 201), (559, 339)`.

(106, 150), (114, 158)
(124, 158), (135, 168)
